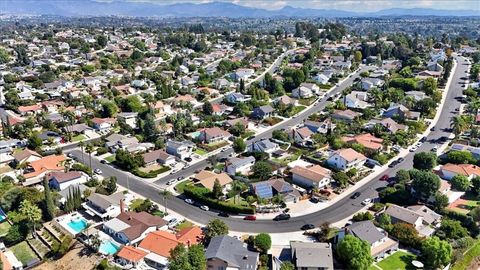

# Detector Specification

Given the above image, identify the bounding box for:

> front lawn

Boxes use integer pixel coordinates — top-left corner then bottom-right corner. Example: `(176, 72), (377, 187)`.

(10, 241), (39, 266)
(374, 251), (416, 270)
(289, 105), (306, 116)
(105, 154), (116, 163)
(0, 222), (11, 236)
(176, 220), (193, 231)
(263, 117), (283, 126)
(298, 97), (316, 106)
(72, 135), (86, 142)
(241, 131), (256, 139)
(194, 149), (208, 156)
(175, 180), (193, 194)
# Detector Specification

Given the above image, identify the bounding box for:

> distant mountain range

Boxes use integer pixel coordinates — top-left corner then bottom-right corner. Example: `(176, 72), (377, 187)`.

(1, 1), (478, 18)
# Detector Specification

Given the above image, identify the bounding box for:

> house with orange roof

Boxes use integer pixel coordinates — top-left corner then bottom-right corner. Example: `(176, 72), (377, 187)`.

(440, 163), (480, 180)
(326, 148), (367, 171)
(115, 246), (148, 268)
(342, 133), (384, 152)
(136, 226), (203, 269)
(91, 117), (116, 132)
(23, 155), (66, 186)
(17, 104), (42, 116)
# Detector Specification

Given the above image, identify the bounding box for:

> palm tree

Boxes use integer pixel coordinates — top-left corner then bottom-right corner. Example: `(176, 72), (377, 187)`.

(85, 144), (94, 174)
(451, 115), (469, 136)
(160, 190), (172, 214)
(61, 109), (76, 142)
(20, 200), (42, 238)
(79, 141), (85, 163)
(89, 234), (102, 252)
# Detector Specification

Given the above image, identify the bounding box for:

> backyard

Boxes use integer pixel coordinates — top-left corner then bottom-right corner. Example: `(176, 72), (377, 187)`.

(452, 240), (480, 270)
(194, 148), (208, 156)
(10, 241), (39, 266)
(448, 193), (480, 215)
(0, 221), (11, 236)
(369, 251), (417, 270)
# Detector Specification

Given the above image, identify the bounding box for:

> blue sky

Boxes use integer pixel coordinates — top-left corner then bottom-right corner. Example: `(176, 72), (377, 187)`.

(121, 0), (480, 12)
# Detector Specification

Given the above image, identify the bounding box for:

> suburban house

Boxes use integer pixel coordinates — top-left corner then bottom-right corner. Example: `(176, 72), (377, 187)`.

(64, 123), (96, 137)
(233, 68), (255, 81)
(115, 246), (148, 269)
(439, 163), (480, 180)
(361, 78), (384, 91)
(193, 170), (233, 192)
(166, 140), (195, 160)
(291, 165), (332, 189)
(92, 117), (116, 132)
(142, 149), (176, 167)
(405, 91), (427, 101)
(450, 143), (480, 160)
(331, 109), (361, 123)
(23, 155), (66, 186)
(13, 149), (42, 164)
(290, 242), (334, 270)
(276, 95), (296, 107)
(206, 235), (259, 270)
(326, 148), (367, 171)
(304, 119), (336, 134)
(252, 105), (274, 119)
(336, 220), (398, 260)
(291, 127), (314, 147)
(342, 133), (384, 152)
(224, 117), (253, 130)
(124, 226), (203, 269)
(117, 112), (139, 129)
(198, 127), (232, 144)
(292, 85), (314, 98)
(313, 73), (331, 84)
(82, 192), (127, 220)
(249, 139), (280, 156)
(383, 104), (421, 121)
(48, 171), (89, 190)
(225, 156), (256, 176)
(226, 92), (251, 104)
(103, 211), (168, 245)
(251, 179), (301, 203)
(58, 184), (90, 204)
(366, 118), (408, 134)
(344, 92), (370, 109)
(384, 204), (441, 237)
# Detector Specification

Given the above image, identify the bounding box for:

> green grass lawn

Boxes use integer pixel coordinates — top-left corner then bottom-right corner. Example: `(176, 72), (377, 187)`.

(105, 154), (116, 163)
(10, 241), (38, 266)
(0, 222), (11, 236)
(175, 180), (193, 194)
(452, 240), (480, 270)
(241, 131), (256, 139)
(176, 220), (193, 231)
(72, 134), (86, 142)
(289, 105), (306, 116)
(374, 251), (417, 270)
(129, 198), (144, 210)
(225, 196), (249, 207)
(194, 149), (208, 156)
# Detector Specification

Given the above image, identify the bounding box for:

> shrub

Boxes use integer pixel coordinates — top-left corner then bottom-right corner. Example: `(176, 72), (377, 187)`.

(95, 147), (108, 156)
(133, 166), (170, 178)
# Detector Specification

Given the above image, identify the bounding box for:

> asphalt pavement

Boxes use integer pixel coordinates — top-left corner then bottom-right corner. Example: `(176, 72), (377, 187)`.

(67, 56), (468, 233)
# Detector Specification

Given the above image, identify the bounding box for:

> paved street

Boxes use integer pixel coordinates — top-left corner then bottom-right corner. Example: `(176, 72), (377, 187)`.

(67, 56), (468, 233)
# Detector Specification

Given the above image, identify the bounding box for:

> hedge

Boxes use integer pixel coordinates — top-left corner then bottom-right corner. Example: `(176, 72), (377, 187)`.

(183, 185), (255, 214)
(133, 166), (171, 178)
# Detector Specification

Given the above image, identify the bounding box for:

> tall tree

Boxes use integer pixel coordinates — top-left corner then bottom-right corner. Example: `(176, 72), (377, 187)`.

(337, 235), (373, 270)
(43, 178), (56, 221)
(421, 237), (452, 269)
(413, 152), (437, 170)
(20, 200), (42, 238)
(160, 189), (172, 214)
(85, 144), (94, 173)
(204, 219), (229, 245)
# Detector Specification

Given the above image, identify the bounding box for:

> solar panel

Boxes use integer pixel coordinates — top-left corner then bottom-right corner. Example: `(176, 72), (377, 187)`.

(255, 183), (273, 199)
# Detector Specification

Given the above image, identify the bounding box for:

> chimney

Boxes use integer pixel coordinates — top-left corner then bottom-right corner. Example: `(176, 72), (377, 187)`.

(120, 199), (125, 213)
(187, 240), (191, 248)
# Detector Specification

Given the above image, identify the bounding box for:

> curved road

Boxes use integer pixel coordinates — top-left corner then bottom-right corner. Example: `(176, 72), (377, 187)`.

(68, 56), (469, 233)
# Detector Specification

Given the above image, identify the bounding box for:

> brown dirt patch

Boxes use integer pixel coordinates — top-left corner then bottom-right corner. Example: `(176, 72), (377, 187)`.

(33, 244), (100, 270)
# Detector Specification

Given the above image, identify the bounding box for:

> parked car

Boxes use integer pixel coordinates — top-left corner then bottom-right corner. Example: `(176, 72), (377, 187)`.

(185, 198), (194, 205)
(388, 161), (398, 168)
(218, 212), (230, 217)
(420, 137), (427, 143)
(397, 157), (405, 163)
(273, 214), (291, 221)
(301, 224), (315, 230)
(244, 215), (257, 221)
(409, 146), (418, 152)
(200, 205), (209, 211)
(351, 192), (361, 199)
(310, 197), (320, 203)
(362, 198), (372, 205)
(380, 175), (389, 181)
(100, 160), (107, 164)
(167, 218), (179, 228)
(430, 127), (436, 131)
(166, 179), (177, 186)
(94, 169), (102, 175)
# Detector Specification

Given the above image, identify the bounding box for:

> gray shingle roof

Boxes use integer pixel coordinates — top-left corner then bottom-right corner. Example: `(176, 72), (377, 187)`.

(290, 242), (333, 269)
(347, 220), (385, 245)
(206, 235), (258, 269)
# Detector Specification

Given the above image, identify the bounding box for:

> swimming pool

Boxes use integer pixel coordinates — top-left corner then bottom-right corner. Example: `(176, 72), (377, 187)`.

(99, 240), (120, 255)
(66, 218), (88, 234)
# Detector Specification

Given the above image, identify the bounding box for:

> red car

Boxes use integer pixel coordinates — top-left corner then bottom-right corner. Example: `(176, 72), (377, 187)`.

(244, 215), (257, 221)
(380, 174), (390, 181)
